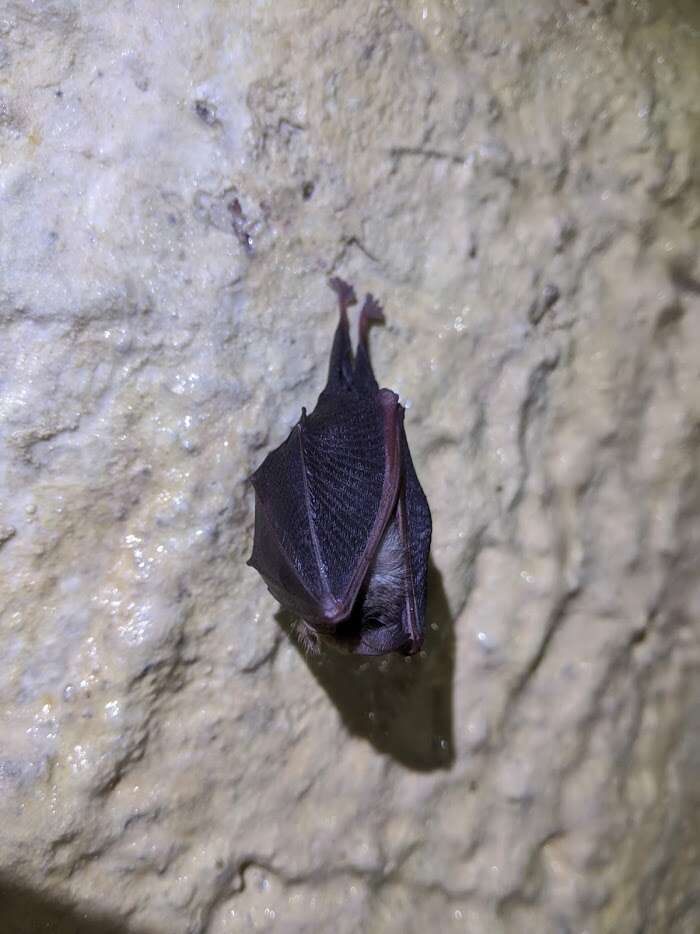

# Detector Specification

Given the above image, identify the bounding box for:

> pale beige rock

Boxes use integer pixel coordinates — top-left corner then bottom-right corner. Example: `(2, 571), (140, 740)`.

(1, 1), (699, 933)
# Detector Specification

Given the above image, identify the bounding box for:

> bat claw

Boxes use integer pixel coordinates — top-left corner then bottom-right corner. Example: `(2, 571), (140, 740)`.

(361, 293), (384, 324)
(328, 276), (358, 314)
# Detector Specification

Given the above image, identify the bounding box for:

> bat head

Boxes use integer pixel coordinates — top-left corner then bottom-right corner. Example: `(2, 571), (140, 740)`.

(292, 513), (413, 656)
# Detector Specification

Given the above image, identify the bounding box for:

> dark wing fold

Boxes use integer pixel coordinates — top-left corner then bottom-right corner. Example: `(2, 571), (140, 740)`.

(331, 418), (432, 656)
(397, 421), (432, 653)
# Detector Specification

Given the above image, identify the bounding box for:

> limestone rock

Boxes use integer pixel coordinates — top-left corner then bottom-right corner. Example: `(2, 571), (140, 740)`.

(1, 2), (699, 932)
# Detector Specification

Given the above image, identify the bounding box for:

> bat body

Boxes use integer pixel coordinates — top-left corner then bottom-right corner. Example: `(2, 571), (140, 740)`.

(247, 278), (432, 655)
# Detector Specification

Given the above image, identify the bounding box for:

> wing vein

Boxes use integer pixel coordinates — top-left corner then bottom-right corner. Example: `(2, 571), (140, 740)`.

(250, 488), (321, 609)
(295, 424), (332, 600)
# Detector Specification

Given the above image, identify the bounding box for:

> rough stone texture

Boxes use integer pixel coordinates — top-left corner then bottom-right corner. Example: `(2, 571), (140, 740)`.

(1, 1), (699, 932)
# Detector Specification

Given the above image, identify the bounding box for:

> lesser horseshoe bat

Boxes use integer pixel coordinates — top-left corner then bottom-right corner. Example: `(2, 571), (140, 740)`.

(247, 278), (432, 656)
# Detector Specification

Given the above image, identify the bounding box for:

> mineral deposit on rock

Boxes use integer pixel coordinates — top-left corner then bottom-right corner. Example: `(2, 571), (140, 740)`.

(1, 1), (699, 932)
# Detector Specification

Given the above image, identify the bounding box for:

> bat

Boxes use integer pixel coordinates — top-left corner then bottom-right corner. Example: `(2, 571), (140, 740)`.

(247, 277), (432, 656)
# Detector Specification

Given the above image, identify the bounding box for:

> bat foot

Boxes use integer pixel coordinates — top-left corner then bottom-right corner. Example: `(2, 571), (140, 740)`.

(359, 293), (385, 346)
(329, 276), (358, 315)
(294, 619), (322, 655)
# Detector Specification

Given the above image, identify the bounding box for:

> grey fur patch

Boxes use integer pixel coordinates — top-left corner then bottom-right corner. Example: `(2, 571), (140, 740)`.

(362, 518), (406, 625)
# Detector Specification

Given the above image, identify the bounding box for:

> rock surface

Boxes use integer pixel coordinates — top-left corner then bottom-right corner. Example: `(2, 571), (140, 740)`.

(1, 1), (699, 932)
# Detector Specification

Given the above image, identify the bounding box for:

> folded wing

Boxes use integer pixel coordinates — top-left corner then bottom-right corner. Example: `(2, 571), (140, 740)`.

(248, 389), (401, 624)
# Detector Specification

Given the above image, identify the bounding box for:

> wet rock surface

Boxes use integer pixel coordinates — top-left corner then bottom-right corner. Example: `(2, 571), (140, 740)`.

(1, 2), (699, 932)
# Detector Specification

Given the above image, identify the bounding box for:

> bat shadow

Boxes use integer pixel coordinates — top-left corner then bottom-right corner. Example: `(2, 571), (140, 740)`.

(0, 873), (155, 934)
(275, 559), (454, 772)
